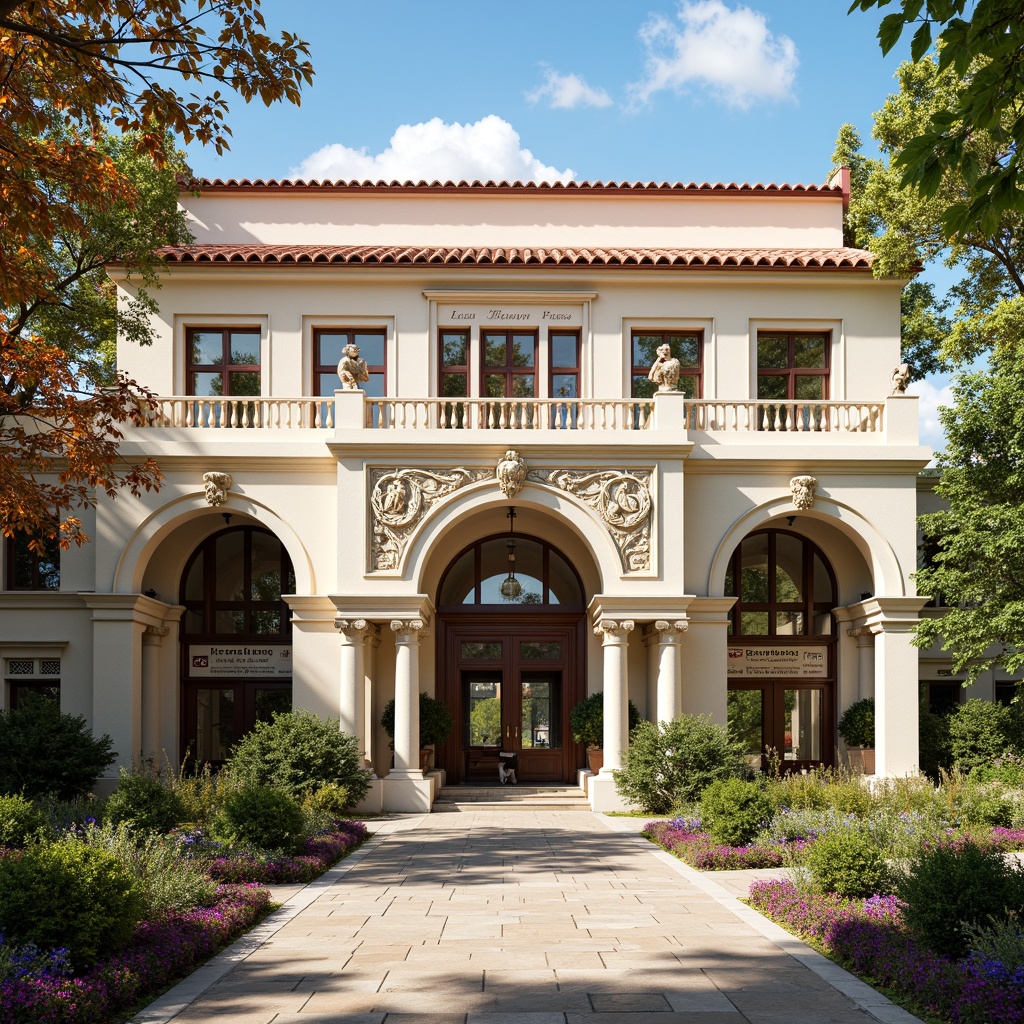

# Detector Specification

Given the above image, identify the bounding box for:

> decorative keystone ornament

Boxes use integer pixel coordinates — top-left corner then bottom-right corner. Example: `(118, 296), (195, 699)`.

(495, 450), (527, 499)
(789, 475), (817, 511)
(202, 471), (232, 507)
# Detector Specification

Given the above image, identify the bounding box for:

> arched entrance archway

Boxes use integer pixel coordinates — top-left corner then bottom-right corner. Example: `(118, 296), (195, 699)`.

(178, 525), (295, 764)
(724, 528), (838, 771)
(436, 521), (586, 784)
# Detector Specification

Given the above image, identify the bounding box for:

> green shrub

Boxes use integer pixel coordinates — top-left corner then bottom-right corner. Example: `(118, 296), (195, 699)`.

(568, 692), (641, 748)
(963, 912), (1024, 975)
(0, 838), (145, 968)
(302, 782), (351, 817)
(615, 714), (748, 814)
(224, 709), (369, 805)
(78, 821), (217, 916)
(895, 842), (1024, 959)
(167, 760), (221, 825)
(0, 793), (48, 847)
(0, 693), (116, 800)
(948, 699), (1018, 773)
(837, 697), (875, 748)
(918, 694), (953, 782)
(970, 753), (1024, 790)
(104, 766), (183, 833)
(210, 786), (307, 853)
(700, 778), (773, 846)
(380, 691), (455, 747)
(805, 825), (891, 898)
(764, 767), (873, 816)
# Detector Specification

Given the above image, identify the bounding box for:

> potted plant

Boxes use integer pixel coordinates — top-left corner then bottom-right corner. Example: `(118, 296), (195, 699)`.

(569, 692), (641, 776)
(838, 697), (875, 774)
(380, 691), (454, 772)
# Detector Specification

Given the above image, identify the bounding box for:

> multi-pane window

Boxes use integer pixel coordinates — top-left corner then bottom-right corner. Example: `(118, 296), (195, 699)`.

(725, 530), (837, 638)
(756, 332), (829, 402)
(314, 329), (386, 399)
(482, 331), (537, 399)
(631, 331), (703, 399)
(180, 527), (295, 639)
(5, 657), (60, 708)
(187, 328), (261, 397)
(5, 531), (60, 590)
(550, 331), (580, 428)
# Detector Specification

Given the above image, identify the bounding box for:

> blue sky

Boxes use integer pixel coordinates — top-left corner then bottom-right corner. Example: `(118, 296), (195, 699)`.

(183, 0), (950, 449)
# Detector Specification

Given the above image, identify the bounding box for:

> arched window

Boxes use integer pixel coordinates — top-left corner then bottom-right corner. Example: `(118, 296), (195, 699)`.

(180, 527), (295, 639)
(725, 529), (837, 637)
(438, 535), (583, 609)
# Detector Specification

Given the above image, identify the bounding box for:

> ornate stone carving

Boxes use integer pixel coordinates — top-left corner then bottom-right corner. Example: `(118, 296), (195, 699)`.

(335, 618), (378, 643)
(337, 343), (370, 390)
(529, 468), (653, 572)
(789, 475), (817, 511)
(890, 363), (911, 395)
(495, 450), (527, 499)
(653, 619), (689, 642)
(202, 471), (232, 507)
(647, 343), (681, 392)
(594, 618), (635, 641)
(370, 467), (490, 570)
(390, 618), (428, 641)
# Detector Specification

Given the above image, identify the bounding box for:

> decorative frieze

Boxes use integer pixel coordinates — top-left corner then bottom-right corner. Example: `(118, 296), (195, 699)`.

(370, 467), (491, 570)
(528, 468), (653, 572)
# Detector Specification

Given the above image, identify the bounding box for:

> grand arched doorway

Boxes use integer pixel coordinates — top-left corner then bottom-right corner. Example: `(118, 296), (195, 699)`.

(724, 528), (838, 771)
(178, 525), (295, 765)
(436, 522), (586, 784)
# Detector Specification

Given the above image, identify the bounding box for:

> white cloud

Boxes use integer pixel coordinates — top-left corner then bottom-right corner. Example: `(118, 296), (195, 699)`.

(908, 377), (953, 457)
(290, 115), (575, 183)
(526, 68), (613, 110)
(628, 0), (798, 109)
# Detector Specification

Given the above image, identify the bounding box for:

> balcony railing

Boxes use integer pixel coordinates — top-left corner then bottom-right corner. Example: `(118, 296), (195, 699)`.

(365, 397), (653, 430)
(132, 396), (887, 435)
(138, 397), (335, 429)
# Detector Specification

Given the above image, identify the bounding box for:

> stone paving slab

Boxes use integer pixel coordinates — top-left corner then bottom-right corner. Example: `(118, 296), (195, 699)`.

(132, 810), (923, 1024)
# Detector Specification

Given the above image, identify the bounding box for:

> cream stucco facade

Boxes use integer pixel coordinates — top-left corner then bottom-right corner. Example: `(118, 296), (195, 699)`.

(1, 175), (934, 811)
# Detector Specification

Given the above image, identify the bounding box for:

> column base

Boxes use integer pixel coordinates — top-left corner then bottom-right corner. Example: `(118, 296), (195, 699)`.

(588, 772), (633, 812)
(351, 777), (384, 816)
(382, 774), (435, 813)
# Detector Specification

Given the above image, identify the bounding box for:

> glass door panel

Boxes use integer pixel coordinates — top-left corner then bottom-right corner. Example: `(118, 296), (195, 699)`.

(467, 674), (503, 747)
(520, 673), (561, 750)
(783, 687), (823, 762)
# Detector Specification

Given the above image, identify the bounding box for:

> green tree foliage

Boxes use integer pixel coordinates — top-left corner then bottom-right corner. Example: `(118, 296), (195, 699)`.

(850, 0), (1024, 237)
(0, 693), (116, 800)
(915, 348), (1024, 679)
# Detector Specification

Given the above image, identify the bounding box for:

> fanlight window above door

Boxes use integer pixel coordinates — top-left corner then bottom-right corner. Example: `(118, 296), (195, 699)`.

(438, 536), (583, 608)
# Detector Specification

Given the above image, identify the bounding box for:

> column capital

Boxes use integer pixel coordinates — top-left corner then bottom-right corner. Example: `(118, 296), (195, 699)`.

(847, 625), (879, 641)
(391, 618), (428, 641)
(142, 625), (170, 645)
(335, 618), (380, 643)
(594, 618), (634, 642)
(646, 619), (689, 643)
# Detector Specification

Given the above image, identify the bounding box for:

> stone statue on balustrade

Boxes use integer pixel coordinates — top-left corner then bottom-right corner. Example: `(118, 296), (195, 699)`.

(890, 363), (911, 395)
(338, 343), (370, 390)
(647, 343), (681, 392)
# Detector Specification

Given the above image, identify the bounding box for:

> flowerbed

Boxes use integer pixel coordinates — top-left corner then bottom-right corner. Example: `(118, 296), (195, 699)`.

(201, 820), (369, 884)
(0, 884), (271, 1024)
(643, 818), (807, 869)
(749, 879), (1024, 1024)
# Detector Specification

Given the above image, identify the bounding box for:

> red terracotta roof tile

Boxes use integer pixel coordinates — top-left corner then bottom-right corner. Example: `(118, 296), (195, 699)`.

(182, 177), (842, 198)
(155, 245), (875, 269)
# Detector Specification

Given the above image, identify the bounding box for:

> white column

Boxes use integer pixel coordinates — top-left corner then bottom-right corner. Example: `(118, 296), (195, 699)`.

(848, 626), (876, 701)
(595, 618), (634, 772)
(141, 626), (168, 762)
(335, 618), (377, 761)
(390, 618), (426, 778)
(875, 624), (919, 776)
(651, 619), (687, 724)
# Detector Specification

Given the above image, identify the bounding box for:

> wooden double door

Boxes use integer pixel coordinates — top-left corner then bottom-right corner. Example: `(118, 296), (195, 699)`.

(438, 617), (584, 784)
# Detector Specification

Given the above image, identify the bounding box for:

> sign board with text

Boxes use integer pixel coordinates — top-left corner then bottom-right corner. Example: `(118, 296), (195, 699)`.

(727, 646), (828, 679)
(188, 645), (292, 678)
(441, 305), (583, 327)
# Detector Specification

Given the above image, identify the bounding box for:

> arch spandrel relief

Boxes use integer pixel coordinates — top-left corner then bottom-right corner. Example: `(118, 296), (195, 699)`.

(367, 461), (654, 575)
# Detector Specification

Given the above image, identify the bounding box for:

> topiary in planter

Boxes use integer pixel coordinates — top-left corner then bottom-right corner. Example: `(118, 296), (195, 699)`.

(568, 692), (641, 748)
(380, 692), (454, 748)
(837, 697), (875, 748)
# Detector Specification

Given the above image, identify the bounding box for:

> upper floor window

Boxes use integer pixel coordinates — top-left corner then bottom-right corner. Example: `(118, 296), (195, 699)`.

(187, 328), (261, 397)
(756, 332), (829, 402)
(631, 331), (703, 399)
(550, 331), (580, 401)
(314, 329), (386, 399)
(483, 330), (537, 399)
(5, 531), (60, 591)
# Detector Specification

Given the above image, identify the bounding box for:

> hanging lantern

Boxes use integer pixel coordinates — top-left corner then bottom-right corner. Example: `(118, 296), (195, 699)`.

(500, 506), (522, 600)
